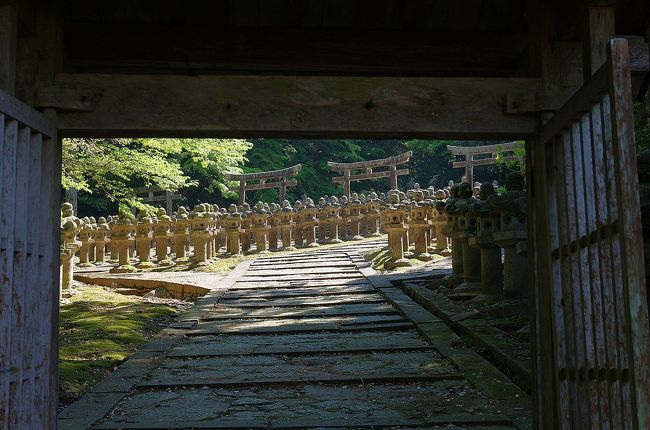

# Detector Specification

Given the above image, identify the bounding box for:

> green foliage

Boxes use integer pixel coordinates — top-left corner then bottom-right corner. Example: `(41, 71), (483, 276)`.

(242, 139), (508, 202)
(63, 138), (251, 215)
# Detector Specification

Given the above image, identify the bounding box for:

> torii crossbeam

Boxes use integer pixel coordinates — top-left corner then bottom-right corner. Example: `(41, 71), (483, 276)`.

(328, 151), (412, 197)
(448, 142), (523, 185)
(226, 164), (302, 204)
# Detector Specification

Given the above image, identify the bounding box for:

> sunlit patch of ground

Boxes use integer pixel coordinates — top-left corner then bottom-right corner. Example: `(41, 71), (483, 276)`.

(58, 285), (188, 407)
(364, 246), (446, 272)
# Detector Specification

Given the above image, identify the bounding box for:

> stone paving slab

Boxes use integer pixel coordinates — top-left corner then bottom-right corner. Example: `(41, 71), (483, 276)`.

(60, 246), (531, 430)
(168, 330), (433, 357)
(190, 314), (413, 335)
(239, 273), (365, 282)
(202, 302), (398, 319)
(218, 292), (385, 307)
(224, 283), (376, 298)
(139, 351), (459, 387)
(94, 382), (512, 429)
(230, 279), (370, 290)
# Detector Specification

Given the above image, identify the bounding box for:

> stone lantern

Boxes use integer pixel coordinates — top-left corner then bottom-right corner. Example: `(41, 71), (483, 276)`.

(410, 190), (433, 261)
(190, 203), (212, 265)
(279, 200), (296, 251)
(383, 193), (411, 269)
(110, 211), (136, 273)
(489, 173), (528, 298)
(431, 190), (450, 255)
(325, 196), (342, 243)
(317, 197), (329, 243)
(293, 200), (305, 247)
(154, 208), (174, 265)
(224, 204), (244, 256)
(358, 193), (368, 236)
(468, 183), (503, 295)
(440, 184), (464, 281)
(239, 202), (252, 253)
(450, 182), (481, 292)
(77, 217), (95, 267)
(251, 202), (270, 253)
(173, 206), (191, 261)
(215, 207), (226, 254)
(267, 203), (281, 251)
(60, 202), (83, 289)
(302, 198), (320, 247)
(338, 195), (350, 240)
(134, 212), (155, 268)
(348, 193), (364, 240)
(365, 192), (382, 237)
(94, 217), (111, 265)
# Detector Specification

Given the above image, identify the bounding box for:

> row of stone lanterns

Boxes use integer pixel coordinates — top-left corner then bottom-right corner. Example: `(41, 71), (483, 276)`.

(60, 191), (392, 285)
(380, 174), (528, 299)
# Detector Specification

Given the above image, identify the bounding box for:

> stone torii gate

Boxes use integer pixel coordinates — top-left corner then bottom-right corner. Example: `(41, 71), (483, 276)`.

(328, 151), (412, 197)
(226, 164), (302, 204)
(448, 142), (523, 185)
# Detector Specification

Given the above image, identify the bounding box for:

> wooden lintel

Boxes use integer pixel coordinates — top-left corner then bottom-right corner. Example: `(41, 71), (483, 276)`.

(45, 74), (541, 139)
(332, 168), (409, 183)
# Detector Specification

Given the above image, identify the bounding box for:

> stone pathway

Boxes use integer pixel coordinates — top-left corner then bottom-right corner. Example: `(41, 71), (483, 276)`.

(59, 246), (531, 429)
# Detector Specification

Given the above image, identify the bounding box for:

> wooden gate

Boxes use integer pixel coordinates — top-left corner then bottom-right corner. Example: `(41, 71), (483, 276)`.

(531, 38), (650, 429)
(0, 90), (59, 429)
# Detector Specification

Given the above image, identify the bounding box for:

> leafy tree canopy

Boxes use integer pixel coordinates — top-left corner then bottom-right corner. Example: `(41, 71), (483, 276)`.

(63, 138), (251, 215)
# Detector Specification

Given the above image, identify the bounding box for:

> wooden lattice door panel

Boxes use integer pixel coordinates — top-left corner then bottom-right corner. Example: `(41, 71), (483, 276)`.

(0, 91), (59, 429)
(533, 38), (649, 429)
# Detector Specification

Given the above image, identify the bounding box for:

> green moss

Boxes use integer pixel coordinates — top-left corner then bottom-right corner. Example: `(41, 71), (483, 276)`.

(59, 286), (177, 399)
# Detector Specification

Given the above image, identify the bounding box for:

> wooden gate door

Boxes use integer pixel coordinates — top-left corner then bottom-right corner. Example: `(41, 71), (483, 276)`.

(531, 38), (650, 429)
(0, 90), (60, 429)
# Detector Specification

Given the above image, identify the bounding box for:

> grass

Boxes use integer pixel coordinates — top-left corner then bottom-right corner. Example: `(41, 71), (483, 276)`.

(59, 286), (177, 404)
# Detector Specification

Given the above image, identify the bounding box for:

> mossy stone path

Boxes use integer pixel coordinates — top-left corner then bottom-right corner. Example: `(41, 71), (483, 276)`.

(59, 248), (531, 429)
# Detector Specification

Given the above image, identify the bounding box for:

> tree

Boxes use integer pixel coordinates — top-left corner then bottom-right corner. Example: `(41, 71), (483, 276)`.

(63, 138), (251, 215)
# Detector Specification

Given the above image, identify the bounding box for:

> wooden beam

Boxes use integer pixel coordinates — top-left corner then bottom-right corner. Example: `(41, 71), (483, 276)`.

(332, 168), (409, 183)
(42, 74), (541, 139)
(583, 6), (615, 80)
(0, 5), (17, 95)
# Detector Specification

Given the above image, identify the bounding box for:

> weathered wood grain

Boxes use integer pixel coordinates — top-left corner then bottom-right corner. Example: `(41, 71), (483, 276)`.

(49, 73), (540, 139)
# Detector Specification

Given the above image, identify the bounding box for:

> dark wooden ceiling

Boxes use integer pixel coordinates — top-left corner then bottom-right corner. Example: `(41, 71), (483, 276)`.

(60, 0), (532, 77)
